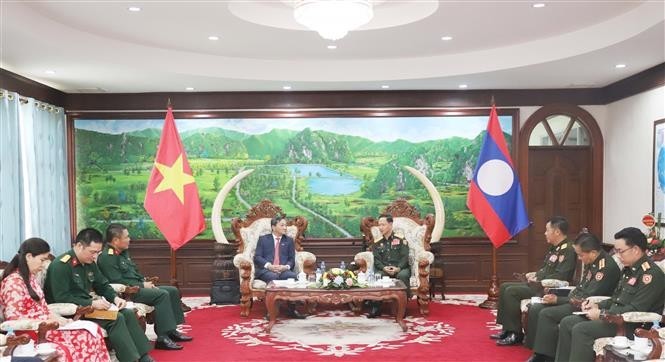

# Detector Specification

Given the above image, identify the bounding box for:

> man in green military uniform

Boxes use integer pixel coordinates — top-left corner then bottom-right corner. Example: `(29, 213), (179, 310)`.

(44, 228), (154, 362)
(524, 232), (621, 362)
(97, 223), (192, 351)
(556, 227), (665, 362)
(493, 216), (577, 346)
(368, 213), (410, 318)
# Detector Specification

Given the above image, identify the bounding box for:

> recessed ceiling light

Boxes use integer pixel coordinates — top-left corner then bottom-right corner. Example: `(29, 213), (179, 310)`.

(44, 70), (56, 75)
(208, 35), (219, 41)
(327, 45), (337, 50)
(381, 85), (390, 89)
(458, 84), (468, 89)
(282, 85), (292, 90)
(185, 87), (195, 91)
(441, 36), (453, 41)
(532, 3), (546, 8)
(128, 6), (141, 12)
(615, 64), (627, 68)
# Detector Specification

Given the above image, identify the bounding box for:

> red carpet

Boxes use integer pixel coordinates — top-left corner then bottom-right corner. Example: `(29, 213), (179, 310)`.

(152, 300), (531, 361)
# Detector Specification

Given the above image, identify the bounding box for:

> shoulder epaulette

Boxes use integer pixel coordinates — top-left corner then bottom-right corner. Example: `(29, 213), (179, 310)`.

(394, 232), (404, 239)
(60, 254), (71, 263)
(560, 243), (568, 250)
(599, 259), (605, 269)
(641, 262), (651, 271)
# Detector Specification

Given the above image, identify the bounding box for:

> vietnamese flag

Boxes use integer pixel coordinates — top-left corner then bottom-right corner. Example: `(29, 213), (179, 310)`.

(144, 106), (205, 250)
(466, 105), (529, 248)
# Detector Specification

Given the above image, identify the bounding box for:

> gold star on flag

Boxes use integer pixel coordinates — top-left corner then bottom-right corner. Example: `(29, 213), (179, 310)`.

(153, 154), (195, 204)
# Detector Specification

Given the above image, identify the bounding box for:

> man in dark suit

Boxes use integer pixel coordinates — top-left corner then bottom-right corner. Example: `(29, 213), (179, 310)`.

(253, 215), (304, 318)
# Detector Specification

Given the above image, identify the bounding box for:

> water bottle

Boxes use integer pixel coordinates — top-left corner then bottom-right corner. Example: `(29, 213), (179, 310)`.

(367, 269), (375, 286)
(6, 326), (14, 337)
(340, 260), (346, 270)
(315, 267), (322, 282)
(320, 260), (326, 272)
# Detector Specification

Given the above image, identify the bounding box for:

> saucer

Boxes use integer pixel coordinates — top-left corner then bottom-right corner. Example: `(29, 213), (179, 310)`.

(609, 341), (630, 349)
(36, 342), (57, 356)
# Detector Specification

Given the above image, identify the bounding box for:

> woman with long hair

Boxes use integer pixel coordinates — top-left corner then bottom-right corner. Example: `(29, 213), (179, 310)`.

(0, 238), (110, 362)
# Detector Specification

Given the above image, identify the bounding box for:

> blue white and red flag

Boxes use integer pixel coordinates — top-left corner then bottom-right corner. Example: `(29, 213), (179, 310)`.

(467, 105), (529, 248)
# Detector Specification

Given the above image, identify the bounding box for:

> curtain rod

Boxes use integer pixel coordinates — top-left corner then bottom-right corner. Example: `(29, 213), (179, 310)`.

(0, 89), (61, 113)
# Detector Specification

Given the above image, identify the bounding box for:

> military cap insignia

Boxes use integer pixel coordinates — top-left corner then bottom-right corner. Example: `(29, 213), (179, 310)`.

(641, 262), (651, 271)
(60, 254), (71, 263)
(595, 272), (604, 281)
(643, 274), (652, 284)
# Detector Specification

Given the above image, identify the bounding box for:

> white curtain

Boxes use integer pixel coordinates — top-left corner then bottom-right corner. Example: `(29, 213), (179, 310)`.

(0, 90), (71, 260)
(0, 91), (23, 259)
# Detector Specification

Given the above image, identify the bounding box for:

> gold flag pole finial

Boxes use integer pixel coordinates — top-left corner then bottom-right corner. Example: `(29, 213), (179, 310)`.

(167, 98), (172, 108)
(490, 95), (495, 107)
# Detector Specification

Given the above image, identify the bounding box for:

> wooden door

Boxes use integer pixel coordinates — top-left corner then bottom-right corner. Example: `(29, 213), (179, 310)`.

(527, 148), (591, 270)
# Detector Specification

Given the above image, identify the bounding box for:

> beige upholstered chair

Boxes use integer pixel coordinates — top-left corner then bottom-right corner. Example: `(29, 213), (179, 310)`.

(356, 199), (436, 316)
(230, 200), (315, 317)
(591, 258), (665, 361)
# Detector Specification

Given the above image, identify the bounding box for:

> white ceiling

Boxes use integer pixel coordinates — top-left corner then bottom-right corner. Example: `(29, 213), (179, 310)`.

(1, 0), (663, 93)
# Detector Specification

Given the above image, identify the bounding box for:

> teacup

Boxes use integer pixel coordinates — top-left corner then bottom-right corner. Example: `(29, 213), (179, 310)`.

(286, 278), (295, 283)
(633, 336), (650, 350)
(613, 336), (629, 348)
(382, 276), (390, 281)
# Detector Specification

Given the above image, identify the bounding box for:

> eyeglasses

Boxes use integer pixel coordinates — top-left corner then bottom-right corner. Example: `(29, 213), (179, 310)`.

(85, 248), (103, 256)
(613, 246), (634, 255)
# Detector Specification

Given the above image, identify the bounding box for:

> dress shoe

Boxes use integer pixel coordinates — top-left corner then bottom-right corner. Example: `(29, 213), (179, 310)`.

(155, 336), (183, 350)
(169, 330), (193, 342)
(526, 353), (554, 362)
(139, 354), (155, 362)
(287, 309), (306, 319)
(367, 303), (382, 318)
(496, 332), (524, 346)
(490, 330), (509, 340)
(180, 302), (192, 312)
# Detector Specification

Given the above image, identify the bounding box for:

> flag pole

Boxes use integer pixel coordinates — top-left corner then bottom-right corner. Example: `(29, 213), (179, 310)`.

(479, 246), (500, 309)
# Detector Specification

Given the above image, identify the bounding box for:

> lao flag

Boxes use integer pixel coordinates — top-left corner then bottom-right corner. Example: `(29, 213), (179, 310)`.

(467, 105), (529, 248)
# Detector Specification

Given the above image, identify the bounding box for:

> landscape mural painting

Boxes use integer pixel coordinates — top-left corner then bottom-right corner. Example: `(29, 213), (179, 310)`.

(74, 114), (515, 240)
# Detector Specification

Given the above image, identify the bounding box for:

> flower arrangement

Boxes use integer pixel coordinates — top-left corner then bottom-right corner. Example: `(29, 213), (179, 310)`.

(320, 268), (360, 289)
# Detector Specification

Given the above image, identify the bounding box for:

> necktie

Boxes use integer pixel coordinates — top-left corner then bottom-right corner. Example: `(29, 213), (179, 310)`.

(273, 237), (281, 266)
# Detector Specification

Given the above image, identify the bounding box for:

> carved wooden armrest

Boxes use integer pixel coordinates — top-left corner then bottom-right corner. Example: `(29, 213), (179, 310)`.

(2, 334), (31, 357)
(146, 276), (159, 284)
(73, 306), (94, 321)
(36, 321), (59, 343)
(634, 327), (663, 360)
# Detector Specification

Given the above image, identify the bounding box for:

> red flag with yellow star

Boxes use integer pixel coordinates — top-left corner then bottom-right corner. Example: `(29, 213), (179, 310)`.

(144, 106), (205, 250)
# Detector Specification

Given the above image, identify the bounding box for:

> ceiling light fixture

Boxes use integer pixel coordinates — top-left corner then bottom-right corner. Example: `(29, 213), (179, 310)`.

(327, 45), (337, 49)
(381, 85), (390, 89)
(128, 6), (141, 12)
(283, 85), (292, 90)
(185, 87), (195, 91)
(458, 84), (468, 89)
(441, 36), (453, 41)
(208, 36), (219, 41)
(44, 70), (56, 75)
(532, 3), (546, 8)
(294, 0), (373, 41)
(615, 64), (626, 68)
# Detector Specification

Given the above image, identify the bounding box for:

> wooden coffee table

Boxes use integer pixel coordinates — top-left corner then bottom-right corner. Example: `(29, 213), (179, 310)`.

(264, 280), (408, 333)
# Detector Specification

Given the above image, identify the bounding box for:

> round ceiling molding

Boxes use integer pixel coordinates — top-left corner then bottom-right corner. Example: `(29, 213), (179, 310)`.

(228, 0), (438, 32)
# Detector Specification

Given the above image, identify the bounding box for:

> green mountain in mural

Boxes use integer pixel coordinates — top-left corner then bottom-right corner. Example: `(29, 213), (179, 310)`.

(276, 128), (355, 163)
(243, 129), (299, 160)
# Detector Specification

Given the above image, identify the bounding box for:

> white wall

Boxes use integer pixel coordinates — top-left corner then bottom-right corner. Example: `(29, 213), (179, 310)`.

(602, 86), (665, 243)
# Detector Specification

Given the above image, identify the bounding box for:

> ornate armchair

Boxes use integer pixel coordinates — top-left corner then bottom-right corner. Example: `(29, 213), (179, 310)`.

(356, 199), (437, 316)
(229, 200), (315, 317)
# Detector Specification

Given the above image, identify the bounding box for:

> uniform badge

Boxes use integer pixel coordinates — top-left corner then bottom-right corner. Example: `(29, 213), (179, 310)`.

(391, 238), (400, 246)
(560, 243), (568, 249)
(108, 248), (114, 255)
(549, 255), (558, 262)
(586, 271), (592, 280)
(599, 259), (605, 269)
(558, 255), (565, 262)
(627, 277), (637, 286)
(641, 262), (651, 271)
(71, 258), (78, 267)
(595, 272), (604, 281)
(643, 274), (652, 284)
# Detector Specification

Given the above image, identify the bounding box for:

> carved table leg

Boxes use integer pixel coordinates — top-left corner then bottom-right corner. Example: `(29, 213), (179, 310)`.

(394, 291), (408, 332)
(264, 293), (278, 333)
(350, 300), (362, 315)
